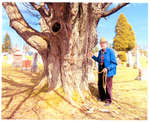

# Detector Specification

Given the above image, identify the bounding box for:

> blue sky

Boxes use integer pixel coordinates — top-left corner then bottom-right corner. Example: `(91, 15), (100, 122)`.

(2, 3), (148, 50)
(97, 3), (148, 49)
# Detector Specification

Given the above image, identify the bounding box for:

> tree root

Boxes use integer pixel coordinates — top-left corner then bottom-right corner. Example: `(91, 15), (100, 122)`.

(31, 75), (48, 95)
(3, 89), (34, 119)
(2, 97), (13, 112)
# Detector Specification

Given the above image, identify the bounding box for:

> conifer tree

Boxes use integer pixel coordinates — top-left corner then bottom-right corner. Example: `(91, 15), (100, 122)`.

(2, 33), (12, 53)
(113, 13), (136, 52)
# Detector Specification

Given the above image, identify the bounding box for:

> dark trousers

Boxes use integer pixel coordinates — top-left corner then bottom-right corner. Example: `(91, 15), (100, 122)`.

(98, 73), (113, 103)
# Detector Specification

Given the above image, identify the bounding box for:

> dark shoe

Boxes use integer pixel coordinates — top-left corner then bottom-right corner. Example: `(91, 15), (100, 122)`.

(97, 98), (105, 102)
(104, 102), (111, 106)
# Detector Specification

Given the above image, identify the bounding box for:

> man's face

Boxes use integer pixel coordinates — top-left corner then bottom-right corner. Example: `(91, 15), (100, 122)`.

(100, 42), (107, 49)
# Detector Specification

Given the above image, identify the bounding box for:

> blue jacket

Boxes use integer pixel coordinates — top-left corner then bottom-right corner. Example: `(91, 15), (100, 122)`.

(92, 48), (117, 78)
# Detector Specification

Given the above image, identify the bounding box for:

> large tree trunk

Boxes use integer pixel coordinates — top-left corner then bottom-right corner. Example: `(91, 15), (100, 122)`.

(3, 2), (128, 102)
(38, 3), (99, 100)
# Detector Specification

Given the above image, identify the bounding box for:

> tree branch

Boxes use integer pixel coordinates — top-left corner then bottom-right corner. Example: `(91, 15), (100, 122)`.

(101, 3), (129, 17)
(30, 2), (49, 17)
(30, 2), (52, 33)
(103, 3), (112, 10)
(2, 2), (48, 52)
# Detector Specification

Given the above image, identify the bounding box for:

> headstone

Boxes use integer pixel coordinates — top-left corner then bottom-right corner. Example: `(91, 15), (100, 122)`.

(134, 47), (141, 69)
(7, 54), (13, 64)
(12, 49), (22, 68)
(127, 51), (133, 67)
(31, 53), (38, 72)
(22, 50), (32, 71)
(134, 47), (144, 80)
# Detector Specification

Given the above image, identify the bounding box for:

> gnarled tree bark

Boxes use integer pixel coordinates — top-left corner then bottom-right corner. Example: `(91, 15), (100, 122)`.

(3, 2), (129, 102)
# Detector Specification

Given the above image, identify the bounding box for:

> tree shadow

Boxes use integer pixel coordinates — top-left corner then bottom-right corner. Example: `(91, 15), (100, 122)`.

(2, 76), (33, 88)
(3, 89), (34, 119)
(53, 90), (98, 119)
(30, 73), (43, 84)
(2, 74), (36, 119)
(12, 69), (43, 84)
(2, 70), (101, 119)
(2, 97), (13, 112)
(113, 79), (138, 84)
(88, 83), (99, 99)
(37, 95), (76, 119)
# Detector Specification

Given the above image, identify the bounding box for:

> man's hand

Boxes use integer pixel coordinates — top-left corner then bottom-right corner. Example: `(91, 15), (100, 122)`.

(103, 68), (108, 73)
(88, 52), (93, 58)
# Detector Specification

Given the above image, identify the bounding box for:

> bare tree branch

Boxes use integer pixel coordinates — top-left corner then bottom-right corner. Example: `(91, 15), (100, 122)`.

(2, 2), (48, 52)
(101, 3), (108, 9)
(30, 2), (49, 17)
(101, 3), (129, 17)
(40, 2), (50, 16)
(22, 3), (41, 18)
(103, 3), (112, 10)
(30, 2), (53, 34)
(22, 2), (36, 10)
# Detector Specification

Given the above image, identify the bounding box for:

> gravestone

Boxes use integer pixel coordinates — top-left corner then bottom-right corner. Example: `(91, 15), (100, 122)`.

(7, 54), (13, 65)
(134, 47), (143, 80)
(134, 47), (141, 68)
(127, 51), (133, 67)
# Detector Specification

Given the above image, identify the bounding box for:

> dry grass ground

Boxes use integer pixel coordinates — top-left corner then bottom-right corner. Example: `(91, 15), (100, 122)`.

(1, 56), (148, 120)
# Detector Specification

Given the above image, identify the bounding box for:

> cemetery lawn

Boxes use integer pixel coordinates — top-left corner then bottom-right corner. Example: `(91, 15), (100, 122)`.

(1, 56), (148, 120)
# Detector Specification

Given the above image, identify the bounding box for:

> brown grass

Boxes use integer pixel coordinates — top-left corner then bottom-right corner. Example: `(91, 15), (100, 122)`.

(1, 57), (148, 120)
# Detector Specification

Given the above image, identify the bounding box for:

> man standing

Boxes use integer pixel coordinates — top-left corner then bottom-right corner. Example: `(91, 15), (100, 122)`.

(89, 37), (117, 106)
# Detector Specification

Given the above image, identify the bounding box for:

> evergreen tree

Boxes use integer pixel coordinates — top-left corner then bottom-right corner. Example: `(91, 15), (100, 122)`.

(2, 33), (12, 53)
(118, 51), (127, 62)
(113, 13), (136, 52)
